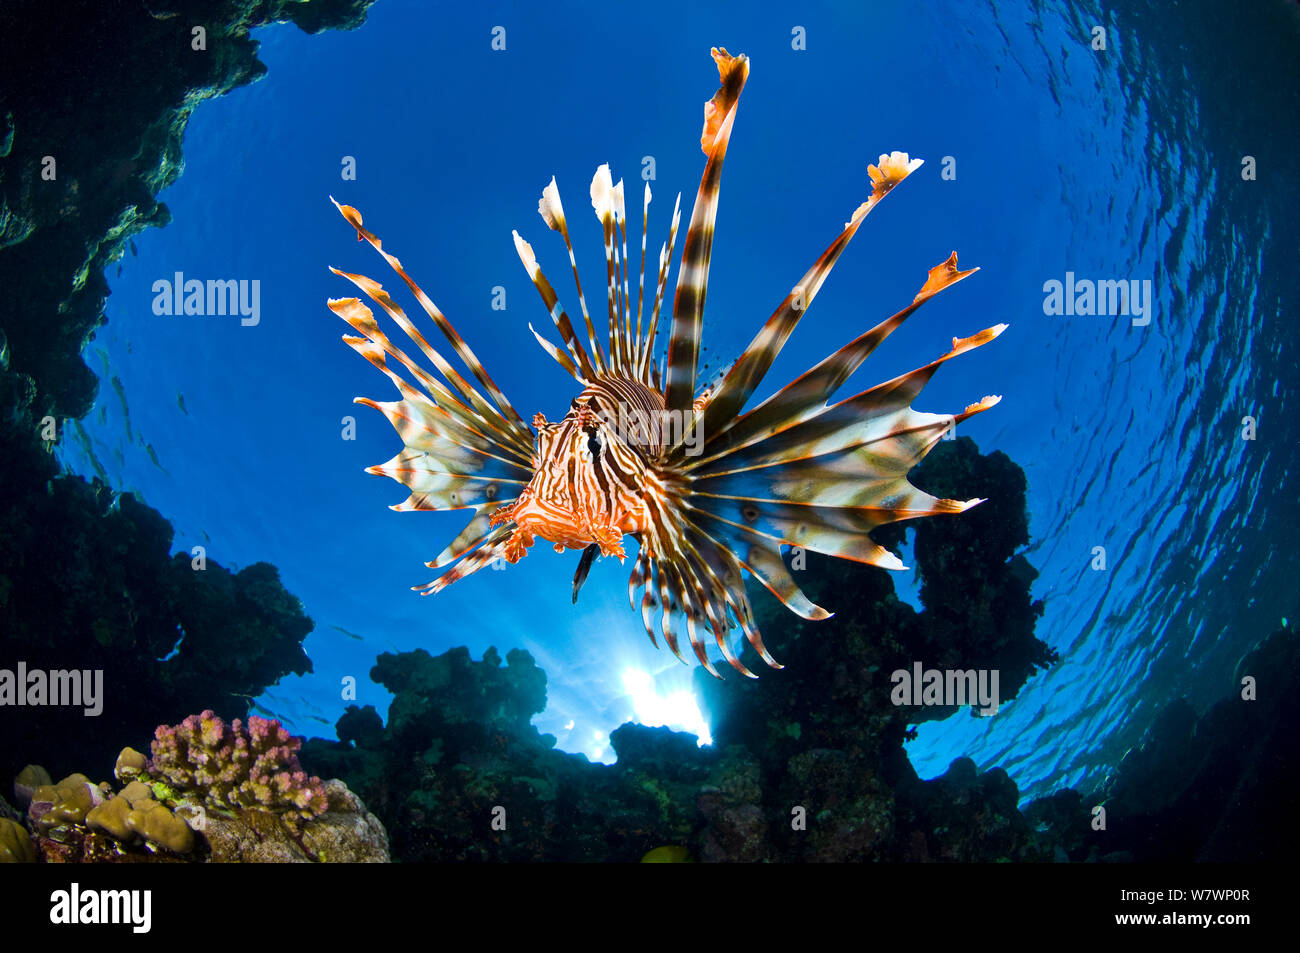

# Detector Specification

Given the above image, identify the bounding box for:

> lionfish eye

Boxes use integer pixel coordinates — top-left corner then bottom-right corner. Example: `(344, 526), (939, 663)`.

(586, 430), (602, 461)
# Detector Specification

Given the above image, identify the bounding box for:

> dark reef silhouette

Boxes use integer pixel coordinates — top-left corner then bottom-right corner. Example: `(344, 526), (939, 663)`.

(0, 0), (374, 785)
(299, 438), (1067, 862)
(0, 0), (375, 423)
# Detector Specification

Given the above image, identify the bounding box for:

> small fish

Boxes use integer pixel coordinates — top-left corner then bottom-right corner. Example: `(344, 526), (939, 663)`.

(176, 392), (188, 415)
(129, 239), (138, 257)
(110, 375), (133, 443)
(329, 624), (366, 641)
(327, 49), (1001, 678)
(69, 419), (109, 483)
(145, 441), (166, 473)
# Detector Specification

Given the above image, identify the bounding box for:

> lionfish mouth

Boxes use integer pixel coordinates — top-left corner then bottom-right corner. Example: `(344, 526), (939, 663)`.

(327, 48), (1004, 678)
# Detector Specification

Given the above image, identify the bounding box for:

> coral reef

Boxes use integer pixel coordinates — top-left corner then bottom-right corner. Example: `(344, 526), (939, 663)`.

(149, 710), (328, 821)
(302, 438), (1063, 862)
(6, 714), (387, 863)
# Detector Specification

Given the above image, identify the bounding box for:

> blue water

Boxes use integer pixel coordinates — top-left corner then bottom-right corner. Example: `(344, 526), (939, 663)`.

(64, 0), (1299, 798)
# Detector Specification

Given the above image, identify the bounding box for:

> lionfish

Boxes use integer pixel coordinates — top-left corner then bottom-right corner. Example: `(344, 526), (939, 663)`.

(327, 48), (1003, 678)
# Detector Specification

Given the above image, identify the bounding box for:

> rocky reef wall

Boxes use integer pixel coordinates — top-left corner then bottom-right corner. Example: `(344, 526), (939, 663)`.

(0, 0), (375, 421)
(0, 0), (375, 783)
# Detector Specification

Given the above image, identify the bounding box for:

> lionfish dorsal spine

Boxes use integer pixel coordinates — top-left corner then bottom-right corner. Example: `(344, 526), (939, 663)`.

(664, 48), (750, 415)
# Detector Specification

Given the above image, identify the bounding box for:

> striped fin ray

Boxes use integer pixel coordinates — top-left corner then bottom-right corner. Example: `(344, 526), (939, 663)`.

(329, 272), (531, 463)
(330, 198), (532, 447)
(615, 181), (635, 378)
(664, 48), (750, 413)
(638, 192), (682, 384)
(590, 165), (631, 377)
(513, 231), (596, 381)
(692, 324), (1006, 478)
(662, 523), (752, 677)
(665, 367), (1001, 627)
(643, 288), (1001, 660)
(695, 254), (984, 468)
(689, 153), (926, 458)
(426, 502), (511, 569)
(632, 182), (651, 377)
(327, 311), (528, 575)
(413, 525), (514, 595)
(631, 477), (769, 676)
(329, 209), (536, 595)
(688, 508), (833, 621)
(674, 523), (762, 677)
(536, 178), (608, 374)
(327, 298), (531, 474)
(355, 388), (531, 484)
(526, 322), (580, 380)
(370, 448), (527, 513)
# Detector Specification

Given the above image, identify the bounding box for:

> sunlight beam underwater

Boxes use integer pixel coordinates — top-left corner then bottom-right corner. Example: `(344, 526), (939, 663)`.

(326, 47), (1005, 678)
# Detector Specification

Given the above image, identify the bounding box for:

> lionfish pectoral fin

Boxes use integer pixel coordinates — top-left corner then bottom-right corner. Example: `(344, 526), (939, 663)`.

(329, 197), (555, 598)
(572, 542), (600, 604)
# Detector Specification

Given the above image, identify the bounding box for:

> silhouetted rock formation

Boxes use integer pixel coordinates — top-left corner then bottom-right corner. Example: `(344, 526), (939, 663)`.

(0, 0), (375, 420)
(304, 438), (1064, 861)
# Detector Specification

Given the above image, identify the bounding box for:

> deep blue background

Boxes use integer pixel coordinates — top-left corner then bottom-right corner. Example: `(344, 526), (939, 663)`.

(64, 0), (1300, 797)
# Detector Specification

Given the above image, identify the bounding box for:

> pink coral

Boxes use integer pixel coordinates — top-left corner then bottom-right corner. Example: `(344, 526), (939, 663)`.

(150, 710), (328, 821)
